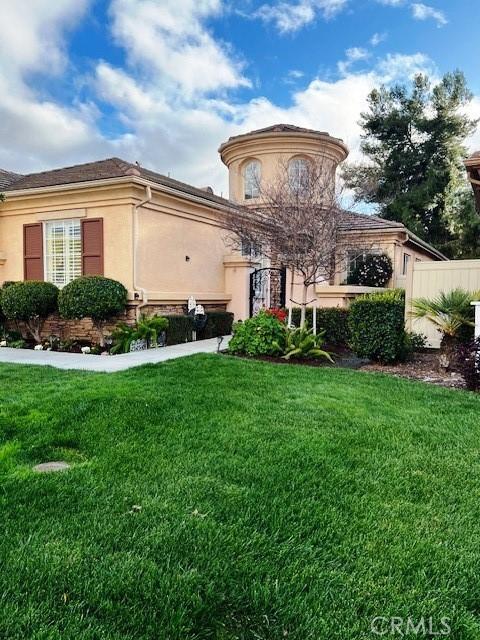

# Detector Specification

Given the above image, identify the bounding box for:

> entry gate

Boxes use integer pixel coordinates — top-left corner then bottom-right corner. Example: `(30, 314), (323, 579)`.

(249, 267), (286, 317)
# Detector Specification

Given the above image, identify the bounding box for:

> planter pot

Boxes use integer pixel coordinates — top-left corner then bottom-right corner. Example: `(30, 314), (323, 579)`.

(130, 339), (147, 352)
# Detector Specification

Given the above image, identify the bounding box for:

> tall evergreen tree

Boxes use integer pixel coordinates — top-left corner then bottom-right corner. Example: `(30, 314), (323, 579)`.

(343, 71), (479, 257)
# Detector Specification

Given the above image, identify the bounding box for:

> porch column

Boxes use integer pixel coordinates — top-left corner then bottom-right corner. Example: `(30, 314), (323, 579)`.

(472, 301), (480, 339)
(224, 255), (260, 322)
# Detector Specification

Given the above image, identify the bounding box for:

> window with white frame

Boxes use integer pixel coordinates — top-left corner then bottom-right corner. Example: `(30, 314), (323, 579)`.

(44, 219), (82, 288)
(244, 160), (261, 199)
(288, 157), (310, 193)
(402, 252), (411, 276)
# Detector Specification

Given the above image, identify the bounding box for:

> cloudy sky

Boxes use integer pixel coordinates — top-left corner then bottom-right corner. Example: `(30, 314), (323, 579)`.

(1, 0), (479, 196)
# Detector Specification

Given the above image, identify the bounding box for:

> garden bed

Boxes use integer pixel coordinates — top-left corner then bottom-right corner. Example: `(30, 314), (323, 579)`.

(360, 350), (466, 389)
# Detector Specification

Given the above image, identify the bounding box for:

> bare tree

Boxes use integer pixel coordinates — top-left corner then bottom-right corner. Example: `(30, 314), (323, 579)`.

(224, 155), (359, 327)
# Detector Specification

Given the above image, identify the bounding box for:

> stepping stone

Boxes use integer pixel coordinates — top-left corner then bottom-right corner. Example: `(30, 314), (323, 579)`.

(33, 461), (70, 473)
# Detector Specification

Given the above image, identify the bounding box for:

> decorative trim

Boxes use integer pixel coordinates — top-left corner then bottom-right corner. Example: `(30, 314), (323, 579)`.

(36, 209), (87, 221)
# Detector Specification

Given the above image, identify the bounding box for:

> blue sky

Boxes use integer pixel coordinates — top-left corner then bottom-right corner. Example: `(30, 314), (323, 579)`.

(1, 0), (479, 196)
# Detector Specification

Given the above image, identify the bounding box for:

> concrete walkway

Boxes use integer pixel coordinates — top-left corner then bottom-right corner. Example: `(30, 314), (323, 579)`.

(0, 336), (231, 372)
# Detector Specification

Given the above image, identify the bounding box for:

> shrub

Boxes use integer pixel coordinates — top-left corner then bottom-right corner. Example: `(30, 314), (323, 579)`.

(457, 338), (480, 391)
(111, 315), (169, 354)
(273, 325), (333, 361)
(349, 290), (407, 363)
(228, 310), (285, 357)
(198, 311), (234, 339)
(347, 253), (393, 288)
(291, 307), (350, 346)
(0, 281), (58, 343)
(59, 276), (127, 346)
(164, 315), (194, 345)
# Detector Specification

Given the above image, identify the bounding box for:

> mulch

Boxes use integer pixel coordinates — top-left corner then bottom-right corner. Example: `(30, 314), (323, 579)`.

(360, 351), (466, 389)
(228, 349), (467, 390)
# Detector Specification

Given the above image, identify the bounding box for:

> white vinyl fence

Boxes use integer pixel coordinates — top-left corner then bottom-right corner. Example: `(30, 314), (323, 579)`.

(405, 259), (480, 348)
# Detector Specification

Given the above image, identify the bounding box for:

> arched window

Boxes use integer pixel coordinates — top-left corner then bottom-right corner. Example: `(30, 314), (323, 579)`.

(244, 160), (261, 199)
(288, 157), (310, 193)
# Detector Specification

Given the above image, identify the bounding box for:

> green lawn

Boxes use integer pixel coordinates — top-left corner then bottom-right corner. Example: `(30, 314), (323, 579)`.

(1, 355), (480, 639)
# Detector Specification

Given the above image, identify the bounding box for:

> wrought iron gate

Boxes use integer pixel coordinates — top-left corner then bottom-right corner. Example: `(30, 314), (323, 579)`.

(249, 267), (286, 317)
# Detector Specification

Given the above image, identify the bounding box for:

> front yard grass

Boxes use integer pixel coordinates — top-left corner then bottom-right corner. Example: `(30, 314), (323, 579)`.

(1, 355), (480, 639)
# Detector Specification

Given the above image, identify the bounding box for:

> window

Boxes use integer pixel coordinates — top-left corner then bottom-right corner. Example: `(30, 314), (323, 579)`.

(241, 239), (261, 258)
(288, 157), (309, 193)
(347, 249), (379, 277)
(44, 219), (82, 287)
(402, 252), (411, 276)
(244, 160), (261, 199)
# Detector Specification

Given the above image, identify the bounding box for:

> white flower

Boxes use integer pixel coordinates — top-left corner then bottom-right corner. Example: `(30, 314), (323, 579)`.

(34, 344), (44, 351)
(81, 346), (91, 355)
(0, 340), (7, 347)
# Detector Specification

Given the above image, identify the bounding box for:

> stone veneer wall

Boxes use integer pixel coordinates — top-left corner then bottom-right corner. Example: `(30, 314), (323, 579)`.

(8, 303), (227, 344)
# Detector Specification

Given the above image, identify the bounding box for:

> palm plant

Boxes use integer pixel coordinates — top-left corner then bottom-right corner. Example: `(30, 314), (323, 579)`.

(274, 325), (333, 362)
(411, 288), (480, 368)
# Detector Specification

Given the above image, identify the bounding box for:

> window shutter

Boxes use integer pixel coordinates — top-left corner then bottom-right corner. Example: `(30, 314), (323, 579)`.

(81, 218), (104, 276)
(23, 223), (44, 280)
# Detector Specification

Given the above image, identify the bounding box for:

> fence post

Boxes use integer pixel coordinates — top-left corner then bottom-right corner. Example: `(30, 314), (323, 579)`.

(472, 301), (480, 340)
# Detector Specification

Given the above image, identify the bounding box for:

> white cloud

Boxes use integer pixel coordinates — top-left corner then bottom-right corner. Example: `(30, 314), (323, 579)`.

(253, 0), (348, 33)
(370, 32), (388, 46)
(108, 0), (249, 95)
(338, 47), (370, 75)
(0, 0), (107, 172)
(411, 3), (447, 27)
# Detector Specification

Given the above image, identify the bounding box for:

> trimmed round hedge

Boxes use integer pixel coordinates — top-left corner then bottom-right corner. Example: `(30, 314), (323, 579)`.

(347, 253), (393, 288)
(0, 281), (58, 322)
(58, 276), (127, 321)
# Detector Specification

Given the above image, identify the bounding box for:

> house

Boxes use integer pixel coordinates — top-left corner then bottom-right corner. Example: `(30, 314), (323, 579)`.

(0, 124), (445, 338)
(466, 151), (480, 212)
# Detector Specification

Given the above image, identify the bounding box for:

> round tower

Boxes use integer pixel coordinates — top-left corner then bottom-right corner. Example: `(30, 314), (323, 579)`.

(218, 124), (349, 204)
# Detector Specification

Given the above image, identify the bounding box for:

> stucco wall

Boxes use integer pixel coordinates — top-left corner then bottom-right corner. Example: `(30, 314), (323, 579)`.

(136, 192), (230, 301)
(0, 183), (135, 291)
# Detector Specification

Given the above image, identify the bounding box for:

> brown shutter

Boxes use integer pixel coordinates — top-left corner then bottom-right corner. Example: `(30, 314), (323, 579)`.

(23, 223), (44, 280)
(81, 218), (104, 276)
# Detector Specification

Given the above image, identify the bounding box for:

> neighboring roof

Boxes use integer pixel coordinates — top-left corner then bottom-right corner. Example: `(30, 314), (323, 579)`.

(465, 151), (480, 212)
(0, 169), (23, 189)
(339, 209), (447, 260)
(2, 157), (233, 208)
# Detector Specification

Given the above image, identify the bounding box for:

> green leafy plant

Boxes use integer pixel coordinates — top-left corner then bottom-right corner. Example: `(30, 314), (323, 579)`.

(163, 315), (194, 345)
(58, 276), (127, 347)
(411, 288), (479, 368)
(274, 325), (333, 361)
(347, 253), (393, 288)
(228, 310), (285, 357)
(198, 311), (234, 339)
(111, 316), (169, 354)
(349, 290), (407, 363)
(0, 281), (58, 343)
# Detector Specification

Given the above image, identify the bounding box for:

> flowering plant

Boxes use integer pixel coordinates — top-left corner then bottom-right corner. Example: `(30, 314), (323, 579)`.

(347, 253), (393, 288)
(265, 308), (287, 323)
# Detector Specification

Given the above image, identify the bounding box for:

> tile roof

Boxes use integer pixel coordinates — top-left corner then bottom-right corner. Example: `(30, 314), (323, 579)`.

(0, 169), (23, 189)
(2, 157), (233, 207)
(339, 209), (404, 231)
(223, 123), (339, 144)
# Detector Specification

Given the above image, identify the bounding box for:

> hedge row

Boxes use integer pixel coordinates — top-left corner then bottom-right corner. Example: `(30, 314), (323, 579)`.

(291, 307), (350, 346)
(163, 312), (234, 346)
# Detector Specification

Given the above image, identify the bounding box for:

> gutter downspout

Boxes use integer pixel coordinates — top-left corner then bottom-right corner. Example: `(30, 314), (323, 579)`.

(133, 185), (152, 320)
